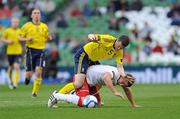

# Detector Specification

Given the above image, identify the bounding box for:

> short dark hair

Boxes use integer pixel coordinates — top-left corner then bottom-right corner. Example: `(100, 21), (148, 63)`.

(117, 35), (130, 48)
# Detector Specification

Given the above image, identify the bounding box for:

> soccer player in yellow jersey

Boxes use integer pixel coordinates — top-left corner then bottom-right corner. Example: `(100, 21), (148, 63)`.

(19, 8), (51, 97)
(73, 34), (130, 97)
(2, 18), (22, 89)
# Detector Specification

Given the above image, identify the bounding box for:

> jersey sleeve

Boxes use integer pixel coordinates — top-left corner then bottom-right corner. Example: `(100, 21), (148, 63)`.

(95, 34), (116, 47)
(20, 23), (28, 37)
(114, 50), (124, 64)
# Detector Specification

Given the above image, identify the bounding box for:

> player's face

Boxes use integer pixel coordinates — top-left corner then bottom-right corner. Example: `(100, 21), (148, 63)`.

(114, 41), (124, 51)
(11, 18), (19, 28)
(31, 9), (41, 22)
(118, 77), (129, 87)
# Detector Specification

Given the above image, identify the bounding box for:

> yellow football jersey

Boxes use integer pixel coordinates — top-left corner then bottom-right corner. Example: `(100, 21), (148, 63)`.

(3, 28), (22, 55)
(84, 34), (123, 64)
(20, 22), (48, 49)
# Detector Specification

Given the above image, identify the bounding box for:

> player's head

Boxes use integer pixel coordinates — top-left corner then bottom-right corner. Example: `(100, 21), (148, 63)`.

(31, 8), (41, 23)
(118, 74), (135, 87)
(114, 35), (130, 51)
(11, 17), (19, 28)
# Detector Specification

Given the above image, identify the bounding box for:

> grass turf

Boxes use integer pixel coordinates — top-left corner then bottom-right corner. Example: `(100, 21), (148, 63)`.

(0, 84), (180, 119)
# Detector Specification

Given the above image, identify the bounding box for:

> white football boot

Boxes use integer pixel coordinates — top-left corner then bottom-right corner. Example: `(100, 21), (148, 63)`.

(48, 90), (58, 108)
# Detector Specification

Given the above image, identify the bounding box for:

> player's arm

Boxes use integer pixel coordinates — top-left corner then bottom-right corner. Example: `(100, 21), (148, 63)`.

(19, 36), (33, 41)
(122, 86), (140, 107)
(87, 34), (115, 44)
(102, 72), (124, 98)
(45, 25), (52, 41)
(2, 30), (14, 44)
(47, 35), (52, 41)
(1, 39), (14, 44)
(115, 50), (126, 78)
(87, 34), (100, 43)
(117, 64), (126, 78)
(19, 23), (33, 42)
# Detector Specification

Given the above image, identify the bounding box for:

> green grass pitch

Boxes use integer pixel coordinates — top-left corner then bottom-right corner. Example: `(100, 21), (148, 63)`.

(0, 84), (179, 119)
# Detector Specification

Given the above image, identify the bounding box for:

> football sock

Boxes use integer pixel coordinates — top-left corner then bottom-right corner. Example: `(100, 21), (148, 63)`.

(32, 77), (42, 95)
(54, 93), (79, 105)
(59, 82), (75, 94)
(14, 70), (19, 87)
(77, 97), (83, 107)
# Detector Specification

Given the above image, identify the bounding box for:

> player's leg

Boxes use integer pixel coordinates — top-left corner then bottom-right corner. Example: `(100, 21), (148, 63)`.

(32, 66), (42, 97)
(48, 80), (89, 108)
(13, 55), (21, 88)
(7, 55), (15, 89)
(75, 79), (89, 107)
(48, 79), (89, 108)
(59, 82), (75, 94)
(24, 48), (33, 85)
(32, 50), (45, 97)
(73, 74), (86, 89)
(73, 48), (90, 89)
(8, 65), (14, 89)
(25, 71), (33, 83)
(48, 90), (80, 108)
(13, 62), (20, 88)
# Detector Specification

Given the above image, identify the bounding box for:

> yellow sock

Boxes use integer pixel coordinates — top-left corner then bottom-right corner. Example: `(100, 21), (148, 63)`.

(13, 70), (19, 87)
(32, 78), (42, 95)
(59, 82), (75, 94)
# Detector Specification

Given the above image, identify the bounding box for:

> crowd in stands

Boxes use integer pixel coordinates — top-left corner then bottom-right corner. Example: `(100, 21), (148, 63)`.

(55, 0), (180, 65)
(0, 0), (180, 73)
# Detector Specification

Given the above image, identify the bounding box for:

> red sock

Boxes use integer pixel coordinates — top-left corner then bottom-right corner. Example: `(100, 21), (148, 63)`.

(78, 97), (83, 107)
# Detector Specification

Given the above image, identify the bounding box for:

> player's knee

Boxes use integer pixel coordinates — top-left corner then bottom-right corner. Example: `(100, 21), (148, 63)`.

(73, 82), (83, 89)
(73, 74), (86, 89)
(14, 63), (20, 71)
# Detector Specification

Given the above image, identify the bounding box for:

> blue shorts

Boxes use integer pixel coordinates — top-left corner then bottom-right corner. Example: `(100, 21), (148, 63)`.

(74, 48), (100, 74)
(7, 55), (22, 66)
(26, 47), (45, 71)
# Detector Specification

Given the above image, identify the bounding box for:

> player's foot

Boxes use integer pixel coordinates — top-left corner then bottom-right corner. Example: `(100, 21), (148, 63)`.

(48, 90), (58, 108)
(24, 78), (30, 85)
(9, 82), (16, 90)
(101, 102), (104, 106)
(52, 105), (58, 108)
(32, 93), (37, 98)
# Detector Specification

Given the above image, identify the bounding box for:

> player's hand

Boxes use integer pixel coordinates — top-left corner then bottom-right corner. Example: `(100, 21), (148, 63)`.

(132, 104), (142, 108)
(48, 35), (52, 41)
(27, 37), (33, 41)
(88, 34), (101, 43)
(88, 34), (96, 41)
(114, 92), (125, 99)
(7, 40), (14, 44)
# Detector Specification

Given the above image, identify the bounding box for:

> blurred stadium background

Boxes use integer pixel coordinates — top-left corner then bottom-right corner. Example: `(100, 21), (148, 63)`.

(0, 0), (180, 84)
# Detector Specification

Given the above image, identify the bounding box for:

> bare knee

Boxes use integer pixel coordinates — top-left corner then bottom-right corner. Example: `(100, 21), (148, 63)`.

(14, 63), (20, 71)
(73, 74), (86, 89)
